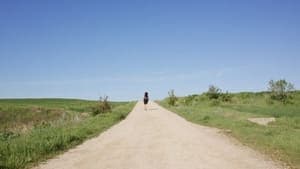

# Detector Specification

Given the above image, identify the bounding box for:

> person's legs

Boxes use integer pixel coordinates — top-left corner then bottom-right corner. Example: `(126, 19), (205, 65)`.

(143, 99), (148, 111)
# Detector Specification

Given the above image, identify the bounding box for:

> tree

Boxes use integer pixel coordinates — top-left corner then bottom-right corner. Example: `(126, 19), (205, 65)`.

(268, 79), (294, 103)
(206, 85), (221, 100)
(168, 89), (178, 106)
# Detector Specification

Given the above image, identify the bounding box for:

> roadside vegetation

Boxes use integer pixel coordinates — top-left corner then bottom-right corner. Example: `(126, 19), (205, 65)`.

(167, 89), (178, 106)
(0, 98), (135, 169)
(160, 80), (299, 169)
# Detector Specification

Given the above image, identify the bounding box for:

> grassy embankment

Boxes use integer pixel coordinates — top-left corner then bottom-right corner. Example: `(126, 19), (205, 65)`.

(0, 99), (136, 169)
(160, 91), (300, 169)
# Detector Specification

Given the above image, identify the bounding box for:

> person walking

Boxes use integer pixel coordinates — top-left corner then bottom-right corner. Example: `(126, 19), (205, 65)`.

(143, 92), (149, 110)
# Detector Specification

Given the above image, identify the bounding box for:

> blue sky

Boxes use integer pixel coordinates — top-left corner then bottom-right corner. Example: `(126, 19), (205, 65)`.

(0, 0), (299, 101)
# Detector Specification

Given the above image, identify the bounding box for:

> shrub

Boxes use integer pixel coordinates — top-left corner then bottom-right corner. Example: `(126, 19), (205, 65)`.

(268, 79), (295, 104)
(206, 85), (222, 100)
(220, 92), (233, 102)
(167, 90), (178, 106)
(92, 96), (112, 115)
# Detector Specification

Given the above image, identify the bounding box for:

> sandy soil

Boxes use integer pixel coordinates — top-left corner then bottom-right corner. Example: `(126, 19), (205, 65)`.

(248, 117), (276, 126)
(34, 101), (283, 169)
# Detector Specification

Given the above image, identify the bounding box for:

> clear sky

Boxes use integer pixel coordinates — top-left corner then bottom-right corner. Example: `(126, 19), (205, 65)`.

(0, 0), (299, 101)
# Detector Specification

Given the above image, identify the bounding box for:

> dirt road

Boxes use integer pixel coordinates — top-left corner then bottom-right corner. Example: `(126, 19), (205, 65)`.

(34, 101), (283, 169)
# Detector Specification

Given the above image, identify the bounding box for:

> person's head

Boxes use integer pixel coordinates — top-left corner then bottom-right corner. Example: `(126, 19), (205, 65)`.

(144, 92), (148, 97)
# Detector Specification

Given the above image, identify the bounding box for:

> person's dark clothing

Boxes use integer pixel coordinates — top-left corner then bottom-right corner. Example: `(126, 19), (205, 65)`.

(144, 96), (149, 104)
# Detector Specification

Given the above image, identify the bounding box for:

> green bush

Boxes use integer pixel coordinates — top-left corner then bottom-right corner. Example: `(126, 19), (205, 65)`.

(206, 85), (222, 100)
(220, 92), (233, 102)
(268, 79), (295, 104)
(92, 96), (112, 115)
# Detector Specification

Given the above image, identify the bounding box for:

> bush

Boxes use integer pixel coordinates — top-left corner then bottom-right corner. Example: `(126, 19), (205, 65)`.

(206, 85), (222, 100)
(92, 96), (112, 115)
(268, 79), (295, 104)
(167, 90), (178, 106)
(220, 92), (233, 102)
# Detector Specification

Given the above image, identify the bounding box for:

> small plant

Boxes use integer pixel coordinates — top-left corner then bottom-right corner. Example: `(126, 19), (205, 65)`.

(168, 89), (178, 106)
(268, 79), (295, 104)
(92, 96), (112, 115)
(206, 85), (222, 100)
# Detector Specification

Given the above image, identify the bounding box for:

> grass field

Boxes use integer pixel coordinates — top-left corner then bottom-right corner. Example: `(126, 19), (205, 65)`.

(0, 99), (136, 169)
(159, 91), (300, 169)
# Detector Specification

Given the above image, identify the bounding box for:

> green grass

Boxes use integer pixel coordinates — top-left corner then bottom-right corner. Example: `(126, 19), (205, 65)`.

(0, 99), (136, 169)
(159, 91), (300, 169)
